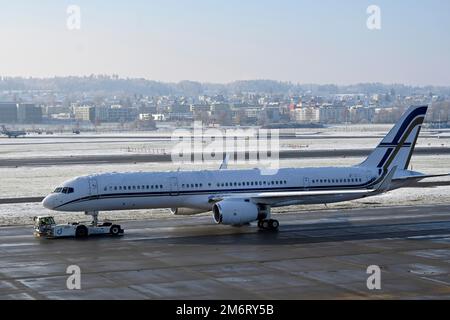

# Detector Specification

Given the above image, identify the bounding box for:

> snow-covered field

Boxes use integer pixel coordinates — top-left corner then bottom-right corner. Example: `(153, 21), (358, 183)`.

(0, 127), (448, 159)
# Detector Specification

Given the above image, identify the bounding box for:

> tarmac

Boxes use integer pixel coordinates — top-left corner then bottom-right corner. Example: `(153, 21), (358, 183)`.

(1, 204), (450, 299)
(0, 147), (449, 167)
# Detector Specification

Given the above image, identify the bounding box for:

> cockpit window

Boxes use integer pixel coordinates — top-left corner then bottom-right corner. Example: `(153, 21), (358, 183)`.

(53, 187), (74, 194)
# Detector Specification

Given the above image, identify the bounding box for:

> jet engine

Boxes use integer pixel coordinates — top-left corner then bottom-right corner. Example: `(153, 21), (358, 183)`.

(170, 207), (209, 216)
(212, 199), (267, 225)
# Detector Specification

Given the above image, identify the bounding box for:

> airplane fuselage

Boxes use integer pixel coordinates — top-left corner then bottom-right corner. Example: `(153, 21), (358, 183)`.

(43, 166), (382, 212)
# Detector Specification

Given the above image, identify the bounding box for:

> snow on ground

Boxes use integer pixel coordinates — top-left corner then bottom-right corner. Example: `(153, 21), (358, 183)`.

(0, 125), (448, 159)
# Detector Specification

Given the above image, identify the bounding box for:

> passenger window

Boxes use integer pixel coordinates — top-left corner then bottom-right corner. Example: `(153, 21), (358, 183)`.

(160, 185), (163, 189)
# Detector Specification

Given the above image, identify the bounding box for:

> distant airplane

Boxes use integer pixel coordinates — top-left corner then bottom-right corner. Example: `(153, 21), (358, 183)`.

(0, 125), (27, 138)
(43, 106), (449, 230)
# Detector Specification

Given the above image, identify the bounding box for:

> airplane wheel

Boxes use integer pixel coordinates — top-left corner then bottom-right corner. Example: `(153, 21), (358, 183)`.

(270, 219), (279, 230)
(262, 220), (270, 229)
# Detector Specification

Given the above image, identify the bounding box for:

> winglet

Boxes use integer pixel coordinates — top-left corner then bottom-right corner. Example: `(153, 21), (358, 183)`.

(373, 166), (397, 193)
(220, 154), (229, 170)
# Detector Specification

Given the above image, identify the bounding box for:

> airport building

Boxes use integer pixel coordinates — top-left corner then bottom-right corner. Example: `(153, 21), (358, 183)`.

(0, 102), (18, 123)
(17, 103), (42, 123)
(107, 105), (138, 122)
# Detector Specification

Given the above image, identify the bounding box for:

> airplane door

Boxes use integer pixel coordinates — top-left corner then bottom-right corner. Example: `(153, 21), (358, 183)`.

(169, 177), (179, 196)
(89, 178), (98, 196)
(303, 177), (310, 190)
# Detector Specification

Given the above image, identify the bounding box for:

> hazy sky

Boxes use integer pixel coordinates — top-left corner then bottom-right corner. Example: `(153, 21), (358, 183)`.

(1, 0), (449, 85)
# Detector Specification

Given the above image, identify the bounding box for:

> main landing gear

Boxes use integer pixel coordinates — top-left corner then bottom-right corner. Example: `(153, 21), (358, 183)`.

(257, 219), (279, 231)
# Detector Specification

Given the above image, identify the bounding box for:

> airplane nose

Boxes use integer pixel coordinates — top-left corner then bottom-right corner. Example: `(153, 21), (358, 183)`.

(42, 195), (56, 210)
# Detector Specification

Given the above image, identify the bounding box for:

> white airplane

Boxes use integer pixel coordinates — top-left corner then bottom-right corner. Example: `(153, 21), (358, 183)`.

(43, 105), (447, 230)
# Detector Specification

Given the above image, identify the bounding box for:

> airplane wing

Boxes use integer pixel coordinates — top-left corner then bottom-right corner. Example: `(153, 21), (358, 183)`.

(209, 167), (397, 206)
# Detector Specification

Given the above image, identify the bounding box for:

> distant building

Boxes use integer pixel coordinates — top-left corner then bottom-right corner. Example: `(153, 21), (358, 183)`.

(263, 107), (281, 122)
(107, 105), (137, 122)
(169, 104), (191, 113)
(139, 113), (153, 121)
(348, 106), (375, 123)
(151, 114), (166, 121)
(17, 103), (42, 123)
(0, 102), (18, 123)
(50, 113), (72, 120)
(95, 106), (110, 122)
(74, 106), (96, 122)
(318, 105), (347, 123)
(291, 107), (320, 123)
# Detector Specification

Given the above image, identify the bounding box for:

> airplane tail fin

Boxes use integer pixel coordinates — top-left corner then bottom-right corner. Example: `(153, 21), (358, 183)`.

(359, 105), (428, 171)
